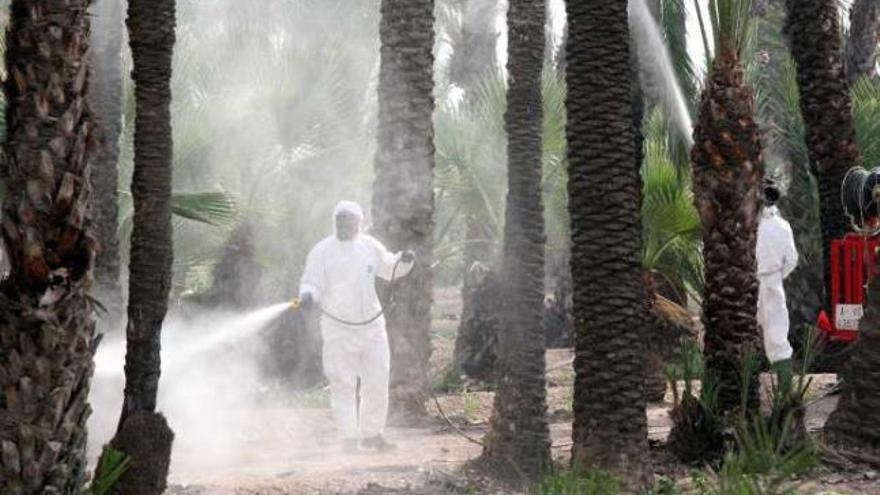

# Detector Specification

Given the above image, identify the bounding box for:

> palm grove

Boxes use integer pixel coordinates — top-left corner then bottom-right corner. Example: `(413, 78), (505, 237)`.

(0, 0), (878, 494)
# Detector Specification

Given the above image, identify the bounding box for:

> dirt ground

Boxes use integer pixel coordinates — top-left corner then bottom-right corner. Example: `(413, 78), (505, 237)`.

(163, 288), (880, 494)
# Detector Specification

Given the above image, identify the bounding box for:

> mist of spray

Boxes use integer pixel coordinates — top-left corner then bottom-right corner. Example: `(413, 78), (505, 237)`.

(88, 303), (299, 479)
(166, 303), (291, 367)
(629, 0), (695, 146)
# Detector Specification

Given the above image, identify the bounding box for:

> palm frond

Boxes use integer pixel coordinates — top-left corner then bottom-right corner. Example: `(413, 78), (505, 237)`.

(708, 0), (754, 56)
(757, 59), (809, 170)
(169, 191), (239, 227)
(118, 190), (239, 232)
(852, 77), (880, 167)
(541, 66), (569, 241)
(434, 71), (508, 239)
(661, 0), (699, 107)
(692, 0), (713, 69)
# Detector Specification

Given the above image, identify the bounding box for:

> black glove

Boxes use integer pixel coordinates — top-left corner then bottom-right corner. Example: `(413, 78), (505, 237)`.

(300, 292), (314, 310)
(400, 250), (416, 264)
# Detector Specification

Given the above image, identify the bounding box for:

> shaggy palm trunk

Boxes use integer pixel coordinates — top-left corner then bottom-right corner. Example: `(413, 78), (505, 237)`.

(693, 47), (764, 415)
(108, 1), (176, 493)
(88, 0), (125, 328)
(845, 0), (879, 85)
(373, 0), (435, 423)
(0, 1), (98, 493)
(453, 267), (501, 381)
(825, 267), (880, 448)
(785, 0), (862, 309)
(566, 0), (652, 488)
(479, 0), (550, 483)
(448, 0), (498, 98)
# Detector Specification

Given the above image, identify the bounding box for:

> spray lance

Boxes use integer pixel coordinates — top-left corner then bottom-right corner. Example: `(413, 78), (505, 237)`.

(287, 254), (410, 326)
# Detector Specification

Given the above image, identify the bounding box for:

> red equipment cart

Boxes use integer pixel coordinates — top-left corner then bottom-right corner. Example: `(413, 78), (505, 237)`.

(817, 233), (880, 342)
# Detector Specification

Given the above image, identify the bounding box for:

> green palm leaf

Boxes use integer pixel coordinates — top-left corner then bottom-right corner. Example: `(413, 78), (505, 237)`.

(661, 0), (698, 106)
(852, 77), (880, 168)
(707, 0), (755, 56)
(168, 191), (240, 226)
(118, 190), (238, 229)
(641, 110), (704, 299)
(117, 190), (239, 250)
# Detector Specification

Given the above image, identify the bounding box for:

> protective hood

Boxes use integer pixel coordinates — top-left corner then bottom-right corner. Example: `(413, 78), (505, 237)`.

(334, 200), (364, 220)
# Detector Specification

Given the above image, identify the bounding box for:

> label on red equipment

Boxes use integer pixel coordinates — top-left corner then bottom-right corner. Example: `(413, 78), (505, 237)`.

(835, 304), (864, 331)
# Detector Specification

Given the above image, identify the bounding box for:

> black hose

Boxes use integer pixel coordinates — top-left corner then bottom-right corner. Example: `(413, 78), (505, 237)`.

(317, 258), (403, 327)
(842, 167), (880, 229)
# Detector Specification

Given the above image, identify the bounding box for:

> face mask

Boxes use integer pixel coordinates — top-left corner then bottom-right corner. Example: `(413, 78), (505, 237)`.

(335, 213), (360, 241)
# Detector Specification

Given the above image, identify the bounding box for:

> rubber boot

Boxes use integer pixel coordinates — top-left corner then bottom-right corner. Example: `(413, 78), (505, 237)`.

(771, 358), (794, 396)
(361, 434), (397, 452)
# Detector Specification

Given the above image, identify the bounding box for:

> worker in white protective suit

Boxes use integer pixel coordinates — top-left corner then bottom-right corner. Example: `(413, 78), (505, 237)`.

(756, 180), (799, 386)
(299, 200), (415, 452)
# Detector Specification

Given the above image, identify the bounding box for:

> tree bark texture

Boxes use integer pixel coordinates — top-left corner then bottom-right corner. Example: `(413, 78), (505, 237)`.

(119, 0), (175, 421)
(480, 0), (551, 483)
(845, 0), (879, 85)
(373, 0), (436, 423)
(110, 1), (176, 493)
(785, 0), (863, 309)
(107, 411), (173, 495)
(0, 1), (99, 493)
(692, 47), (764, 416)
(565, 0), (653, 489)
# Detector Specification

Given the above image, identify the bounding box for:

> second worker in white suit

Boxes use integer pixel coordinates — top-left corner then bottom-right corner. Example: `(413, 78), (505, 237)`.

(756, 180), (799, 386)
(299, 200), (415, 452)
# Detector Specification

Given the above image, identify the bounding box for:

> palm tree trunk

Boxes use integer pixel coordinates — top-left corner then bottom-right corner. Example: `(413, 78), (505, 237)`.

(107, 0), (176, 493)
(479, 0), (550, 483)
(0, 1), (98, 492)
(566, 0), (652, 488)
(845, 0), (879, 85)
(448, 0), (498, 98)
(824, 264), (880, 448)
(88, 0), (125, 329)
(784, 0), (863, 309)
(373, 0), (436, 424)
(692, 46), (764, 416)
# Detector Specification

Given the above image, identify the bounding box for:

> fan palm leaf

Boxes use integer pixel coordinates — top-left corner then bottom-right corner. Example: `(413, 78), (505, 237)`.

(642, 110), (704, 300)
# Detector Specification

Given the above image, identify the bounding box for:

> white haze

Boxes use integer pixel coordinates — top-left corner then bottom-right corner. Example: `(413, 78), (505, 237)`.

(88, 304), (295, 477)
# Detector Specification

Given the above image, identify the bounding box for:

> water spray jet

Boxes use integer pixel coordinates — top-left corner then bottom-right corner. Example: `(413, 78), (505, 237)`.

(629, 0), (695, 147)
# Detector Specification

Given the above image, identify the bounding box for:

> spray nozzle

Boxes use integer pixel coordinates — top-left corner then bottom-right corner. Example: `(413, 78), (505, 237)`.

(289, 297), (302, 310)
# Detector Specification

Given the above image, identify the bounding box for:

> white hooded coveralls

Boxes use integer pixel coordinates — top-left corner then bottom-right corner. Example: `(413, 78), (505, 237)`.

(299, 201), (413, 439)
(756, 205), (799, 364)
